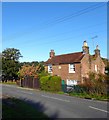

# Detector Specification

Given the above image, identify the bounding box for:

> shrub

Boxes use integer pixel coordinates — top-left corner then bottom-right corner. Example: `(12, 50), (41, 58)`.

(79, 72), (108, 96)
(38, 71), (50, 79)
(18, 64), (39, 79)
(73, 85), (86, 93)
(39, 75), (61, 92)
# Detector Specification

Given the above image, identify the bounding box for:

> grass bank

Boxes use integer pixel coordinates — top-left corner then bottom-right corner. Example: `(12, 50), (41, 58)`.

(2, 81), (16, 85)
(68, 92), (109, 101)
(2, 96), (50, 119)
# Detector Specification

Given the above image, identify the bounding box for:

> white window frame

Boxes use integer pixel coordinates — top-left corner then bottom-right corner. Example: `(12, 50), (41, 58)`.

(67, 79), (78, 86)
(95, 65), (97, 72)
(69, 64), (75, 73)
(48, 64), (52, 73)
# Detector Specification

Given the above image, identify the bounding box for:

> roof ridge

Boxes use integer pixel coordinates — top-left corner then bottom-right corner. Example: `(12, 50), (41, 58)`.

(74, 52), (85, 61)
(45, 51), (84, 65)
(54, 51), (83, 57)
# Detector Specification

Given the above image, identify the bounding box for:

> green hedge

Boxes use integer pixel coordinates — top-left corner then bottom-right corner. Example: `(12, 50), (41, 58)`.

(39, 76), (61, 92)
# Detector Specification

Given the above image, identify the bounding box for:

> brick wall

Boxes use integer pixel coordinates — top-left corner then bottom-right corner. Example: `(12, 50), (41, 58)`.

(52, 63), (81, 84)
(91, 56), (105, 74)
(81, 54), (90, 83)
(45, 54), (105, 84)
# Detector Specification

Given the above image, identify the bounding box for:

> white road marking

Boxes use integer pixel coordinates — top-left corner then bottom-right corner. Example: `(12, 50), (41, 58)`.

(41, 94), (70, 102)
(89, 106), (109, 113)
(17, 90), (33, 94)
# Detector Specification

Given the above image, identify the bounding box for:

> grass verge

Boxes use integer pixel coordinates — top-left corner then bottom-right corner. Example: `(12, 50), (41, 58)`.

(68, 92), (109, 101)
(2, 96), (50, 119)
(2, 81), (16, 85)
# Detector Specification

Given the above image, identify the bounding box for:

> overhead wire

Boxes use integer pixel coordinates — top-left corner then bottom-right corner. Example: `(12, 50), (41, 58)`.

(3, 2), (106, 41)
(18, 28), (106, 47)
(44, 3), (106, 25)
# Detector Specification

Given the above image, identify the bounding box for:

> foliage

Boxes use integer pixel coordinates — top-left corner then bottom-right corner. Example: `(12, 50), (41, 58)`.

(0, 52), (2, 76)
(18, 64), (40, 79)
(38, 70), (50, 79)
(37, 63), (45, 73)
(18, 63), (45, 88)
(2, 48), (22, 61)
(77, 72), (108, 97)
(39, 76), (61, 92)
(20, 61), (45, 74)
(20, 61), (44, 68)
(69, 91), (108, 100)
(2, 81), (16, 85)
(2, 58), (20, 80)
(102, 58), (109, 75)
(20, 61), (39, 66)
(2, 48), (22, 81)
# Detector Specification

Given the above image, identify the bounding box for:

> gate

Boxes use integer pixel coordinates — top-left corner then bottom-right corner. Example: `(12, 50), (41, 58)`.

(61, 80), (67, 93)
(20, 76), (40, 89)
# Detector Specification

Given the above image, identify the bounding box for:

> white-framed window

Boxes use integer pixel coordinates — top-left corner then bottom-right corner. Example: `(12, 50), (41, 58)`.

(67, 79), (78, 86)
(69, 64), (75, 73)
(48, 64), (52, 73)
(95, 65), (98, 72)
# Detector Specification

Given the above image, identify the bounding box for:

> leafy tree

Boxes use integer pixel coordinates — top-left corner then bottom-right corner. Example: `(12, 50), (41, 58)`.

(20, 61), (39, 66)
(0, 52), (2, 79)
(102, 58), (109, 75)
(2, 48), (22, 61)
(2, 48), (22, 81)
(18, 64), (40, 79)
(20, 61), (45, 73)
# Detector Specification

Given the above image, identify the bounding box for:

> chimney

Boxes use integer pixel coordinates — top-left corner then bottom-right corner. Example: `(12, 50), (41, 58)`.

(82, 41), (89, 54)
(49, 49), (55, 59)
(94, 45), (100, 57)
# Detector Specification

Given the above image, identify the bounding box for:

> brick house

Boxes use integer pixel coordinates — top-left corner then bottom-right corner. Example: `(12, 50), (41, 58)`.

(45, 41), (105, 86)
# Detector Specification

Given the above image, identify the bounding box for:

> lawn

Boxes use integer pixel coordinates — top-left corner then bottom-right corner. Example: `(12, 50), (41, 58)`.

(2, 96), (50, 119)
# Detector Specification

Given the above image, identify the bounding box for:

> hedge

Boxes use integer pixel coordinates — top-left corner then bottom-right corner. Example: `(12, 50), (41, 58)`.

(39, 75), (61, 92)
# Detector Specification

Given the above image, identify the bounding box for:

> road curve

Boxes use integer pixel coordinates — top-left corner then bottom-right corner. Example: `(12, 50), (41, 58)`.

(1, 84), (108, 119)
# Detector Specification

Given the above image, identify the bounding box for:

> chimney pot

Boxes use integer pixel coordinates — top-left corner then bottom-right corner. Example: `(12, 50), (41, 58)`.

(82, 41), (89, 54)
(50, 49), (55, 59)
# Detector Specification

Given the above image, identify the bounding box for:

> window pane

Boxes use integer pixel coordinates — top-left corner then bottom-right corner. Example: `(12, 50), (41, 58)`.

(69, 64), (75, 73)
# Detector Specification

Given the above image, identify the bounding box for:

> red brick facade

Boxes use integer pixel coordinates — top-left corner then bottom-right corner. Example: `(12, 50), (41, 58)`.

(45, 41), (105, 84)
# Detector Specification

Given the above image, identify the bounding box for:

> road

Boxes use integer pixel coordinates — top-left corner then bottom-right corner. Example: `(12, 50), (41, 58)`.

(1, 84), (109, 119)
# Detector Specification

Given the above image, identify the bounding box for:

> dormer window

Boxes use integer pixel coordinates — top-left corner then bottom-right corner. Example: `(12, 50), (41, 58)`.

(69, 64), (75, 73)
(48, 64), (52, 73)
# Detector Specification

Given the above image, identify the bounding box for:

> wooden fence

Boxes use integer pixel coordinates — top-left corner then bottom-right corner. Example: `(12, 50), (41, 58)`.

(17, 76), (40, 89)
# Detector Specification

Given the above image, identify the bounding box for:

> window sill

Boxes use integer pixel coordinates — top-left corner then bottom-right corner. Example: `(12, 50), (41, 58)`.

(69, 71), (75, 73)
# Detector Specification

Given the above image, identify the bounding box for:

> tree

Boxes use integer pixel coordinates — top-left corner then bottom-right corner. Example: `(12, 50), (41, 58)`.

(20, 61), (39, 66)
(102, 58), (109, 75)
(20, 61), (45, 73)
(2, 48), (22, 61)
(0, 52), (2, 80)
(18, 64), (39, 79)
(2, 48), (22, 81)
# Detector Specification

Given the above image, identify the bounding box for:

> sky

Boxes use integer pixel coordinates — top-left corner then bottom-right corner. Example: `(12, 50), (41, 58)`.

(2, 2), (107, 62)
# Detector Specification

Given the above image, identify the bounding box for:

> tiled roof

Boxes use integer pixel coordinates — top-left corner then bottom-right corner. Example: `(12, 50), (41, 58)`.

(45, 52), (85, 65)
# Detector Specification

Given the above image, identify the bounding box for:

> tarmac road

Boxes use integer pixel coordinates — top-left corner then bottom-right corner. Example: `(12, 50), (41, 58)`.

(1, 84), (109, 119)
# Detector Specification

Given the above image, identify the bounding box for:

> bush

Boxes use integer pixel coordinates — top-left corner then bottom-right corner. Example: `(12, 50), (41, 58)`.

(68, 72), (109, 100)
(39, 75), (61, 92)
(73, 85), (87, 93)
(38, 71), (50, 79)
